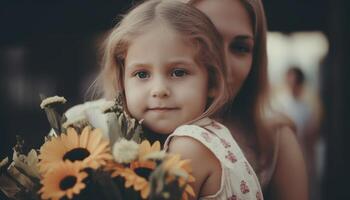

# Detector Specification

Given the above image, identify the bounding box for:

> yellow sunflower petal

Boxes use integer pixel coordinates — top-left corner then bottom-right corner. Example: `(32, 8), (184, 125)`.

(108, 162), (125, 177)
(90, 141), (110, 157)
(122, 169), (137, 187)
(150, 141), (161, 152)
(178, 159), (192, 172)
(125, 176), (136, 188)
(39, 126), (111, 174)
(134, 177), (147, 190)
(130, 160), (156, 170)
(163, 154), (181, 171)
(138, 140), (151, 158)
(39, 161), (87, 200)
(140, 185), (150, 199)
(185, 185), (195, 197)
(66, 128), (79, 147)
(88, 129), (103, 151)
(39, 139), (68, 174)
(188, 175), (195, 183)
(80, 126), (90, 147)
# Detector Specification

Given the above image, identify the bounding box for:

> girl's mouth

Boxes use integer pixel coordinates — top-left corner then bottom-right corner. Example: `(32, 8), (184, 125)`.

(147, 107), (179, 112)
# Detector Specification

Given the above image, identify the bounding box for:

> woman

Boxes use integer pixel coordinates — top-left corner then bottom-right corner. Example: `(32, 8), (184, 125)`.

(185, 0), (309, 199)
(79, 0), (307, 198)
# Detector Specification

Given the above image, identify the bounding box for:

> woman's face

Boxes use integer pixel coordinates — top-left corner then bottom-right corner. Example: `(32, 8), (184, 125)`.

(195, 0), (254, 97)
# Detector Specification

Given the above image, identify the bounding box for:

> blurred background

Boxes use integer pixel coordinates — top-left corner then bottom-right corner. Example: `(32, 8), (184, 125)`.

(0, 0), (349, 199)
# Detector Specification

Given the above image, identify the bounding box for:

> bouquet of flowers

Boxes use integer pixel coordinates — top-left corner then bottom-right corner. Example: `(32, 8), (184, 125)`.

(0, 95), (195, 200)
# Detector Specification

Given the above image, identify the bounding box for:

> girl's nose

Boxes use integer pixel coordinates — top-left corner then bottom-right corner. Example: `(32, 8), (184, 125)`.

(150, 81), (170, 98)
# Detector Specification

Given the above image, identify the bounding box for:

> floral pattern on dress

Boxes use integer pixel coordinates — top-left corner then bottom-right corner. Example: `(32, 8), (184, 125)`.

(240, 180), (250, 194)
(201, 131), (212, 142)
(211, 121), (222, 129)
(227, 194), (238, 200)
(244, 161), (252, 175)
(256, 191), (263, 200)
(225, 151), (237, 163)
(220, 138), (231, 148)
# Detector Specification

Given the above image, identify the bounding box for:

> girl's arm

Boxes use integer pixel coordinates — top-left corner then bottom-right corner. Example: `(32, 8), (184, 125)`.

(269, 127), (309, 200)
(167, 136), (221, 199)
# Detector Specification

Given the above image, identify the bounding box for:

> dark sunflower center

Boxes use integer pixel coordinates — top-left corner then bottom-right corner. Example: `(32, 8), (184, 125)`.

(135, 167), (153, 179)
(59, 176), (77, 190)
(63, 148), (90, 162)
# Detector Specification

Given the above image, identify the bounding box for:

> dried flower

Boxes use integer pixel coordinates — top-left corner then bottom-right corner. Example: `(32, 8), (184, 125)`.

(40, 96), (67, 109)
(12, 149), (40, 178)
(112, 139), (139, 163)
(0, 157), (9, 168)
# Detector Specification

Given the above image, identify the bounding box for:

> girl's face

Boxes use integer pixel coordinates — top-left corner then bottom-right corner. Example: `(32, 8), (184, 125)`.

(124, 26), (209, 134)
(195, 0), (254, 97)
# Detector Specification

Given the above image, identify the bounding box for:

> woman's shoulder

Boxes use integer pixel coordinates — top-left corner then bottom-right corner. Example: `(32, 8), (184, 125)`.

(263, 110), (297, 138)
(268, 124), (308, 199)
(248, 110), (299, 190)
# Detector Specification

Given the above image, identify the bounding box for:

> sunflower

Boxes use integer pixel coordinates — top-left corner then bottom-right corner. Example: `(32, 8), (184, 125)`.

(39, 161), (87, 200)
(163, 154), (195, 200)
(108, 140), (160, 199)
(138, 140), (161, 161)
(108, 160), (157, 199)
(38, 126), (112, 174)
(119, 168), (151, 199)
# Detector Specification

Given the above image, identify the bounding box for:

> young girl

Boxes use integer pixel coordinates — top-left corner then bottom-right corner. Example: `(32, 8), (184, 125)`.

(99, 0), (263, 199)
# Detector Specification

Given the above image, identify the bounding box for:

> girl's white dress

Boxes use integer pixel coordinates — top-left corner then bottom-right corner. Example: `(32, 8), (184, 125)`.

(164, 117), (263, 200)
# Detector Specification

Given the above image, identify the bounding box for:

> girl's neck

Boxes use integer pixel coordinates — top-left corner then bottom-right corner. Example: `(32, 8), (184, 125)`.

(142, 126), (169, 147)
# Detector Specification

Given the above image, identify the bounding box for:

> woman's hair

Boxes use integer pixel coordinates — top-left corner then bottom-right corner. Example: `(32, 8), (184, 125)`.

(99, 0), (230, 120)
(189, 0), (269, 127)
(188, 0), (288, 166)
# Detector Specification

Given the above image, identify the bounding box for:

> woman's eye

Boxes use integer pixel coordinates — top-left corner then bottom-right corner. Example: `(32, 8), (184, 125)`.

(229, 41), (252, 54)
(135, 71), (149, 79)
(171, 69), (187, 77)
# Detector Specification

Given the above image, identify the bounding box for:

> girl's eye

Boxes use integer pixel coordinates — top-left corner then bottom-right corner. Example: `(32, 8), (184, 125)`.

(135, 71), (149, 79)
(171, 69), (188, 77)
(229, 41), (252, 54)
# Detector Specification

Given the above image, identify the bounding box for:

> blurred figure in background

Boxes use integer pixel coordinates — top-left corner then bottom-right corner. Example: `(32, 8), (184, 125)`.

(272, 66), (323, 200)
(280, 67), (312, 140)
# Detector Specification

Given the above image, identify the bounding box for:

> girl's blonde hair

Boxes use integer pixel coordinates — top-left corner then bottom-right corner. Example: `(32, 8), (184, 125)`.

(99, 0), (230, 120)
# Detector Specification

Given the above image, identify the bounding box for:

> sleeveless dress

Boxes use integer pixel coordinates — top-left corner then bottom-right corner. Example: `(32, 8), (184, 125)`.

(164, 118), (264, 200)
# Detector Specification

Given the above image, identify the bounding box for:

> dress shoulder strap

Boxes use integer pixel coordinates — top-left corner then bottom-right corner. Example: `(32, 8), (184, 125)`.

(164, 118), (246, 167)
